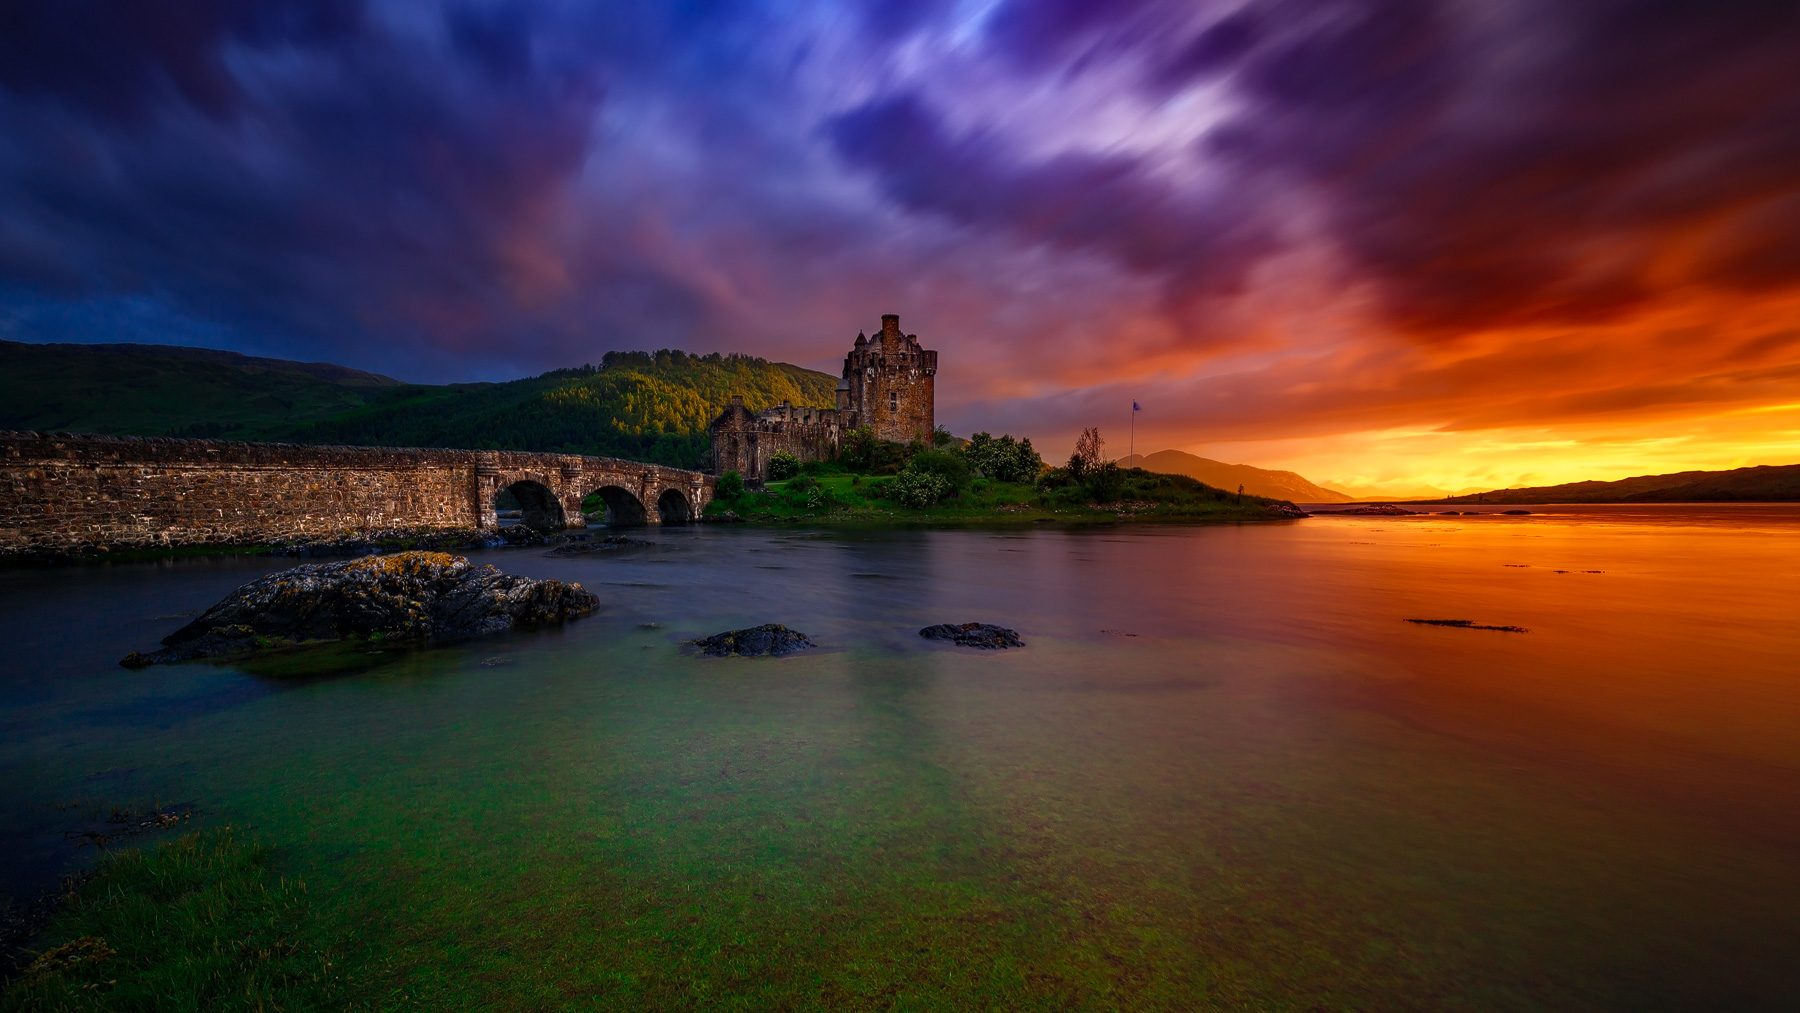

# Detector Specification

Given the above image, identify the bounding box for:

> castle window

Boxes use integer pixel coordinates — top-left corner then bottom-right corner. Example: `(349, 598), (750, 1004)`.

(889, 391), (898, 412)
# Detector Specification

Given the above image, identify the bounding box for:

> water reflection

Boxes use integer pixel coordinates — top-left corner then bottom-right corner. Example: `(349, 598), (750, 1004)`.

(2, 508), (1798, 1005)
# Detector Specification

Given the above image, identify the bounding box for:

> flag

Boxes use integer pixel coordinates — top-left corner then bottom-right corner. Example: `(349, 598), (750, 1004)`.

(1133, 401), (1141, 412)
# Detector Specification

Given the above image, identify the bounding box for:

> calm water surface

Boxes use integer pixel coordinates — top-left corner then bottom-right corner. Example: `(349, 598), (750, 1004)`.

(3, 506), (1799, 1008)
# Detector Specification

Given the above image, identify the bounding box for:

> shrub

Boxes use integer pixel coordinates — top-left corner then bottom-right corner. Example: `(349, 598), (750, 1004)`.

(906, 449), (971, 493)
(839, 426), (878, 471)
(888, 468), (952, 508)
(766, 451), (801, 481)
(716, 470), (745, 500)
(1084, 461), (1125, 502)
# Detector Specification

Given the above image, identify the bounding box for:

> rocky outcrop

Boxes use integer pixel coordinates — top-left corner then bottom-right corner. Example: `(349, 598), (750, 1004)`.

(691, 624), (815, 657)
(920, 623), (1025, 649)
(119, 551), (598, 668)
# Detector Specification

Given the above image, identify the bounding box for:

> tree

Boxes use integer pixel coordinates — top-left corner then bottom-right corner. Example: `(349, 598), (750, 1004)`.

(1069, 427), (1105, 479)
(966, 432), (1045, 484)
(839, 425), (879, 471)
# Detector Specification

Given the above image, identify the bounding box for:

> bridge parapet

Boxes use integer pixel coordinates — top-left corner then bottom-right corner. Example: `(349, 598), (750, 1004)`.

(0, 430), (714, 556)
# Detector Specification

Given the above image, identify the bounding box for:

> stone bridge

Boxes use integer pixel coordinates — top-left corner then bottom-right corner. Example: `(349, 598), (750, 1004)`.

(0, 431), (715, 556)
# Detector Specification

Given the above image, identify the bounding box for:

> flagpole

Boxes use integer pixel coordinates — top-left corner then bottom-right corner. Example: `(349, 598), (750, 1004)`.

(1129, 399), (1135, 464)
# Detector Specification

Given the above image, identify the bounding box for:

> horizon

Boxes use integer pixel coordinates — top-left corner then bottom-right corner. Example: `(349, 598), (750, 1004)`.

(4, 2), (1799, 491)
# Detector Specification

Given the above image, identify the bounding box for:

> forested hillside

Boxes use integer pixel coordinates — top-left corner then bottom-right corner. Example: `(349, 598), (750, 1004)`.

(289, 350), (839, 467)
(0, 339), (401, 438)
(2, 341), (839, 470)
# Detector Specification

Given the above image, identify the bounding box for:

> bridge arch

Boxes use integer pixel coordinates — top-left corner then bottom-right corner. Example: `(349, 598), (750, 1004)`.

(585, 484), (648, 527)
(496, 477), (566, 533)
(655, 487), (694, 524)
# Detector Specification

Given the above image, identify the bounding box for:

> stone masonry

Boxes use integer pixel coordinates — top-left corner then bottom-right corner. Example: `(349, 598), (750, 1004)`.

(844, 312), (937, 444)
(0, 431), (714, 556)
(709, 313), (936, 479)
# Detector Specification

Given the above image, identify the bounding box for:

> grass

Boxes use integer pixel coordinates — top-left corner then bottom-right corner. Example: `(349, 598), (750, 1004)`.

(1, 829), (349, 1012)
(711, 468), (1297, 526)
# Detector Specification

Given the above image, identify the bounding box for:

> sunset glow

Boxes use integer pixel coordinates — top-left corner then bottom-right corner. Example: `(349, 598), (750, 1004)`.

(3, 1), (1798, 488)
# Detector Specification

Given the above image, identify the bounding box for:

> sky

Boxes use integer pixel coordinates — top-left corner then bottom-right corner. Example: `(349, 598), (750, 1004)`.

(2, 0), (1799, 493)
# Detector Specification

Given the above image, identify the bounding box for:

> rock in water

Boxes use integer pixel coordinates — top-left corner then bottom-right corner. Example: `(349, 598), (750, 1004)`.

(919, 623), (1025, 649)
(119, 551), (598, 668)
(1309, 504), (1417, 515)
(546, 535), (654, 556)
(691, 624), (815, 657)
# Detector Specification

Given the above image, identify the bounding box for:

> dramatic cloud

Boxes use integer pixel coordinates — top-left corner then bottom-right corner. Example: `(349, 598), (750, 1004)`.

(2, 0), (1799, 485)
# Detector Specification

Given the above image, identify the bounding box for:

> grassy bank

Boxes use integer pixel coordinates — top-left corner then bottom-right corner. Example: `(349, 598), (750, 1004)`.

(1, 830), (348, 1012)
(710, 467), (1300, 526)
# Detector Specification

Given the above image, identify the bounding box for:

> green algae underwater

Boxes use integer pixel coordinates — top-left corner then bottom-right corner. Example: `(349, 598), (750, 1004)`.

(4, 511), (1800, 1009)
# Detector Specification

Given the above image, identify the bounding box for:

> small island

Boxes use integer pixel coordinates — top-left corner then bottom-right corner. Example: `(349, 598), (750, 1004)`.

(702, 427), (1303, 526)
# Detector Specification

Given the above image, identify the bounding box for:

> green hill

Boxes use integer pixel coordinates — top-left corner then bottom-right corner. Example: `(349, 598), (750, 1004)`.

(1, 342), (839, 470)
(1434, 464), (1800, 503)
(288, 350), (839, 467)
(0, 340), (402, 438)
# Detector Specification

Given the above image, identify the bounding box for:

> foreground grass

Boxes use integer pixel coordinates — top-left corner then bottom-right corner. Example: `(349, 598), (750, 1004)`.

(715, 470), (1298, 526)
(2, 830), (348, 1012)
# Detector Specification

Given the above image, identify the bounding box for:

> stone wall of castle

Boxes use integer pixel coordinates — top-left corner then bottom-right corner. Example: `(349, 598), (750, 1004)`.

(0, 431), (713, 556)
(709, 399), (844, 483)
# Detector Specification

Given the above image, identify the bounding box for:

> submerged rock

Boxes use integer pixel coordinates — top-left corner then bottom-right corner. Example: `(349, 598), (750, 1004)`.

(546, 535), (654, 556)
(691, 624), (815, 657)
(119, 551), (599, 668)
(920, 622), (1025, 650)
(266, 526), (504, 558)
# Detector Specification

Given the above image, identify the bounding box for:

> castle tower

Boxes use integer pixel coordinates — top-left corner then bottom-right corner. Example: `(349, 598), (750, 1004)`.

(843, 313), (936, 443)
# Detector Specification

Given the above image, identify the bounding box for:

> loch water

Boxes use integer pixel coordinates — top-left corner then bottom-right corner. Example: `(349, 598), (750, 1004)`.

(3, 506), (1799, 1008)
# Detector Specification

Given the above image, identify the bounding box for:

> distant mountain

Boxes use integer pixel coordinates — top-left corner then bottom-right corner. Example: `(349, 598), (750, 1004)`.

(1119, 450), (1354, 503)
(1325, 481), (1453, 502)
(0, 339), (401, 439)
(2, 340), (839, 470)
(1435, 464), (1800, 503)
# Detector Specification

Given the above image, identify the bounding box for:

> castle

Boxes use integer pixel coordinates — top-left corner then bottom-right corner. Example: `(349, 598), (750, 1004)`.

(710, 313), (936, 481)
